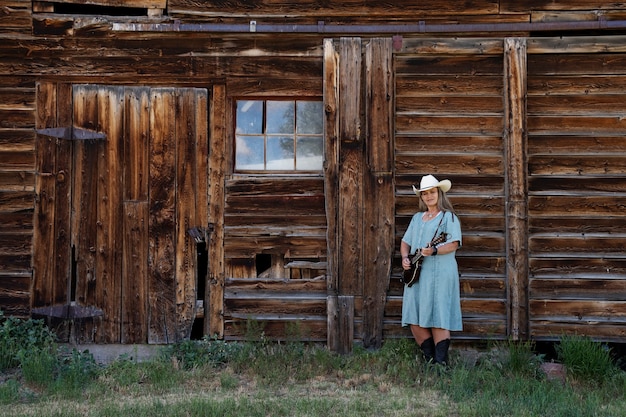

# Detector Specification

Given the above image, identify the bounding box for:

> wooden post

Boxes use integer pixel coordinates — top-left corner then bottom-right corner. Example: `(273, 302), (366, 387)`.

(323, 38), (339, 296)
(337, 38), (364, 299)
(327, 295), (354, 354)
(504, 38), (529, 341)
(207, 84), (226, 338)
(148, 88), (177, 343)
(325, 37), (363, 353)
(362, 38), (394, 348)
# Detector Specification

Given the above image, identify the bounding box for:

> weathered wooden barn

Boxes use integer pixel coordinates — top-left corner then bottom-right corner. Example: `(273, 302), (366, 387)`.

(1, 1), (625, 352)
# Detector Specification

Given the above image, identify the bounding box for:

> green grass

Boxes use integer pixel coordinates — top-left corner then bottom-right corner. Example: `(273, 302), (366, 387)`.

(0, 327), (625, 417)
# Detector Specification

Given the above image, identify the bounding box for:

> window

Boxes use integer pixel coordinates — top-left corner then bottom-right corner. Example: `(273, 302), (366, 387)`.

(235, 99), (323, 172)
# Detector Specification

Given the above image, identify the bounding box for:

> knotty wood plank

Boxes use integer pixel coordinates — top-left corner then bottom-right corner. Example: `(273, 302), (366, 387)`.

(395, 153), (504, 175)
(72, 84), (100, 343)
(504, 38), (528, 340)
(529, 196), (626, 217)
(327, 295), (354, 354)
(528, 94), (626, 115)
(528, 136), (626, 155)
(396, 135), (504, 154)
(529, 235), (626, 256)
(530, 254), (626, 276)
(43, 0), (166, 7)
(529, 155), (626, 175)
(207, 84), (226, 338)
(528, 54), (626, 75)
(397, 75), (504, 96)
(396, 95), (503, 114)
(121, 201), (148, 343)
(169, 0), (499, 17)
(530, 278), (626, 300)
(53, 83), (72, 307)
(338, 37), (363, 298)
(362, 38), (394, 348)
(323, 38), (339, 295)
(395, 55), (503, 76)
(530, 322), (626, 342)
(396, 114), (504, 135)
(95, 86), (124, 343)
(501, 0), (626, 13)
(148, 88), (177, 344)
(175, 88), (198, 341)
(33, 81), (57, 308)
(124, 87), (149, 201)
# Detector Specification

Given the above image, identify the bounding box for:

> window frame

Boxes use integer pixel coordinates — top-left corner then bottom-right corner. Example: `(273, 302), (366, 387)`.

(233, 97), (324, 175)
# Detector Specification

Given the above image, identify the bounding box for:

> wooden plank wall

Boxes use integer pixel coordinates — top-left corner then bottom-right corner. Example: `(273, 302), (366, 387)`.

(390, 38), (508, 341)
(217, 49), (328, 341)
(0, 0), (34, 317)
(2, 1), (626, 348)
(32, 85), (207, 344)
(526, 38), (626, 342)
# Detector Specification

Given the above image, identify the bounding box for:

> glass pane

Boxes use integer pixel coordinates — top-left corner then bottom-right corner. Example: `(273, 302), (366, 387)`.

(235, 135), (265, 170)
(236, 101), (263, 134)
(296, 136), (323, 170)
(266, 101), (295, 134)
(267, 136), (294, 170)
(296, 101), (323, 134)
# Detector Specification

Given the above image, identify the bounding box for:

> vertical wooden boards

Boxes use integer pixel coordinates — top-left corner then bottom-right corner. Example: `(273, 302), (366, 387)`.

(72, 85), (100, 343)
(148, 88), (177, 344)
(208, 84), (226, 338)
(124, 88), (150, 202)
(54, 84), (73, 310)
(33, 82), (58, 309)
(95, 86), (124, 342)
(174, 88), (198, 341)
(121, 200), (148, 343)
(121, 88), (149, 343)
(362, 38), (394, 348)
(327, 295), (354, 354)
(503, 38), (529, 341)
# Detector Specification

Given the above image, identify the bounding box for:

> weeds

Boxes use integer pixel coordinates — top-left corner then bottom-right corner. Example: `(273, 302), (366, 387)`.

(0, 315), (625, 416)
(556, 334), (617, 384)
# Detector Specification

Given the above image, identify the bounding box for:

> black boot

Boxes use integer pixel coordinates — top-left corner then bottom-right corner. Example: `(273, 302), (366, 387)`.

(434, 339), (451, 366)
(420, 337), (435, 363)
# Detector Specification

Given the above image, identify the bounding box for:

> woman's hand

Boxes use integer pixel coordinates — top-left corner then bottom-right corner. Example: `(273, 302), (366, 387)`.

(401, 256), (411, 270)
(423, 246), (437, 256)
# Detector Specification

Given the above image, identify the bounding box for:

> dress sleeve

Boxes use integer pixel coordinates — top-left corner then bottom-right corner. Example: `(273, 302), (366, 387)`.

(444, 212), (462, 247)
(401, 213), (420, 247)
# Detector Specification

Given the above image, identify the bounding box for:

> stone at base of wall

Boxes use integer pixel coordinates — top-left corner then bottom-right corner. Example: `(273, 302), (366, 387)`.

(61, 344), (163, 365)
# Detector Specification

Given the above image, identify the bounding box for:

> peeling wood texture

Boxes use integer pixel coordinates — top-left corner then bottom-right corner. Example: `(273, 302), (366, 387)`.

(3, 2), (626, 350)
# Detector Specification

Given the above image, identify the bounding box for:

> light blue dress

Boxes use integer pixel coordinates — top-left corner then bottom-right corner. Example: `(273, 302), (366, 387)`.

(401, 211), (463, 331)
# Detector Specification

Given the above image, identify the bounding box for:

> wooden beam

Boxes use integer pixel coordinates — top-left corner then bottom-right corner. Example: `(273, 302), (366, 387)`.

(323, 38), (339, 296)
(207, 84), (226, 338)
(504, 38), (529, 341)
(148, 88), (177, 344)
(362, 38), (394, 349)
(338, 37), (363, 297)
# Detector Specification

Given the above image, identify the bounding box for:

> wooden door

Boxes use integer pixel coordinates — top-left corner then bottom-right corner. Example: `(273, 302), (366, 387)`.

(34, 84), (208, 344)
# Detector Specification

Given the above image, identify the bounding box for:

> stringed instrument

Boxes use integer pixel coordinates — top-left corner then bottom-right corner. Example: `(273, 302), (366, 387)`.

(401, 232), (448, 287)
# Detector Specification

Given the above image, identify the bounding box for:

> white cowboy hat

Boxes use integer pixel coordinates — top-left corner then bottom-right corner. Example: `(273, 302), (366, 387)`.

(412, 174), (452, 194)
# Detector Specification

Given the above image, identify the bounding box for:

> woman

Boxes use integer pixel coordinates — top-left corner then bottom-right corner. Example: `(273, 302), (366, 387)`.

(400, 174), (462, 366)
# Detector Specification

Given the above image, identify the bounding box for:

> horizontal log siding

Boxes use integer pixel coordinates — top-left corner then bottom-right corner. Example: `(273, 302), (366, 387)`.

(222, 175), (328, 341)
(392, 40), (507, 340)
(0, 74), (35, 317)
(526, 39), (626, 342)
